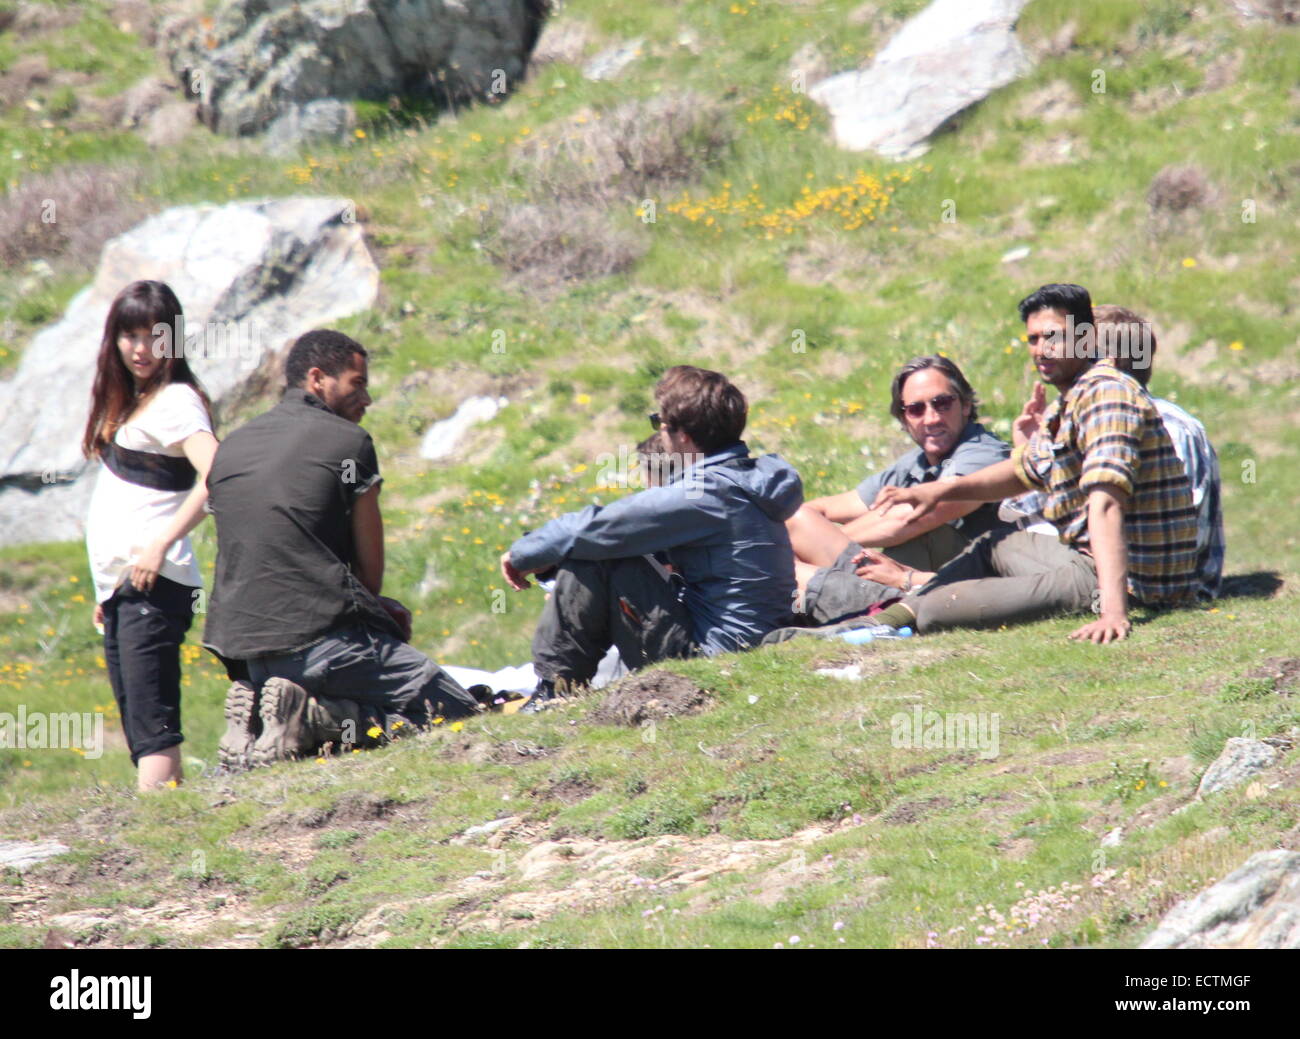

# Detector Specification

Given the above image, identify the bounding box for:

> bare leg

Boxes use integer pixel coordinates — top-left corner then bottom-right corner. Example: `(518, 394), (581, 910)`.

(786, 504), (856, 568)
(137, 746), (183, 791)
(794, 559), (822, 604)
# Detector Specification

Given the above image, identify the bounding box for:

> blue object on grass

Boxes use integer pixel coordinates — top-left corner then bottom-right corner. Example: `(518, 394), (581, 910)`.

(836, 625), (913, 645)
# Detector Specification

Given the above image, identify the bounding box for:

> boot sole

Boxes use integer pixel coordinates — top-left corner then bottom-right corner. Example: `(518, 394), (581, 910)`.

(251, 678), (312, 768)
(217, 681), (259, 771)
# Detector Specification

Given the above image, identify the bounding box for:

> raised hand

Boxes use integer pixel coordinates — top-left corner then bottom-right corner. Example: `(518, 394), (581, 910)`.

(1013, 382), (1048, 446)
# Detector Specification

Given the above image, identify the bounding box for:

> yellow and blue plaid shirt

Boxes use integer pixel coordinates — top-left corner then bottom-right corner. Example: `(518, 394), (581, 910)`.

(1012, 360), (1198, 605)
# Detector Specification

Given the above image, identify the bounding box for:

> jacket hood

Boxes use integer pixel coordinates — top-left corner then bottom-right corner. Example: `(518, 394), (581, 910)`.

(702, 444), (804, 522)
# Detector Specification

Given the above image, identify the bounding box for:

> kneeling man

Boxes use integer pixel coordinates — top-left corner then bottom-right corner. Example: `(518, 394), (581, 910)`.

(204, 330), (479, 767)
(501, 365), (803, 713)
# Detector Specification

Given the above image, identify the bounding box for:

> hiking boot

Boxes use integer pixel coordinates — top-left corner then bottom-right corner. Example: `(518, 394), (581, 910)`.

(318, 697), (365, 753)
(518, 677), (561, 715)
(217, 680), (259, 771)
(518, 677), (586, 715)
(250, 678), (342, 766)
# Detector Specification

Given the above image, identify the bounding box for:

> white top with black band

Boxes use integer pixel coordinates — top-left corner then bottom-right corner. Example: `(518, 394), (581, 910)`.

(85, 384), (212, 604)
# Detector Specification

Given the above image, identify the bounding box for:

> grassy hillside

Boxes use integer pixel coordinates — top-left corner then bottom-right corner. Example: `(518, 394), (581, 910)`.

(0, 0), (1297, 948)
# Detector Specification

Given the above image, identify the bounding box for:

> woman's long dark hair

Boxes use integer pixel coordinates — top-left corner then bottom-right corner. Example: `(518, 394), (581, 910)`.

(81, 281), (212, 459)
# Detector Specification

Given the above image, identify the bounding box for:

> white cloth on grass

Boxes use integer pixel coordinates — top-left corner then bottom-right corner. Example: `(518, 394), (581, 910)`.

(443, 645), (628, 695)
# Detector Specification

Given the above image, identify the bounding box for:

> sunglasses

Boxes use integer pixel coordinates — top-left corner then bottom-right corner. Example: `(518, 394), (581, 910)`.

(901, 393), (959, 419)
(649, 412), (666, 431)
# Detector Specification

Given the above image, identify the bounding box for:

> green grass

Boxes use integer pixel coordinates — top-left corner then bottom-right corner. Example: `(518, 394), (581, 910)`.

(0, 0), (1296, 948)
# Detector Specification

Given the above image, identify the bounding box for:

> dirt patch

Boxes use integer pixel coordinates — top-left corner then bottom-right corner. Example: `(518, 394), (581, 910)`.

(997, 837), (1035, 860)
(276, 792), (401, 829)
(895, 752), (979, 779)
(589, 670), (711, 727)
(885, 796), (953, 825)
(533, 775), (597, 805)
(1037, 748), (1111, 768)
(7, 2), (82, 37)
(1244, 657), (1300, 696)
(1015, 81), (1083, 124)
(490, 738), (551, 764)
(1021, 133), (1089, 167)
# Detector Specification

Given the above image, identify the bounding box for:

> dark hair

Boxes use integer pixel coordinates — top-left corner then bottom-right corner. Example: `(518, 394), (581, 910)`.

(1093, 304), (1158, 387)
(82, 280), (212, 459)
(1017, 283), (1095, 333)
(636, 432), (669, 488)
(285, 329), (368, 388)
(889, 355), (979, 423)
(653, 365), (747, 454)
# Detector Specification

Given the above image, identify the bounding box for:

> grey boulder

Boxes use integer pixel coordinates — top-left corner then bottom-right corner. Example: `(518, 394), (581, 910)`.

(1141, 850), (1300, 949)
(810, 0), (1034, 159)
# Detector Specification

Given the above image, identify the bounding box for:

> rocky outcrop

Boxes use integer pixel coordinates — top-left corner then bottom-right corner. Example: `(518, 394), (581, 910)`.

(0, 839), (70, 871)
(0, 197), (379, 546)
(1141, 850), (1300, 948)
(1197, 737), (1287, 798)
(160, 0), (549, 141)
(810, 0), (1034, 159)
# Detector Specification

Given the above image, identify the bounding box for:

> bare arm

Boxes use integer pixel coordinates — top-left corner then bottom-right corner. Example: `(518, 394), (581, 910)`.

(803, 488), (871, 524)
(351, 482), (413, 639)
(1069, 486), (1130, 644)
(869, 459), (1026, 521)
(841, 499), (983, 548)
(351, 483), (384, 597)
(130, 430), (219, 591)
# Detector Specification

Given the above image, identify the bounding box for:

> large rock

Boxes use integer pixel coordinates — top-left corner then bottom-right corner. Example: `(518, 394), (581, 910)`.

(160, 0), (549, 140)
(0, 197), (379, 546)
(810, 0), (1034, 159)
(1141, 850), (1300, 948)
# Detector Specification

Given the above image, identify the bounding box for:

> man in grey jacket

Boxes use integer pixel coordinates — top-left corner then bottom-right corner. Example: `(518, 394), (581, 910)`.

(500, 365), (803, 713)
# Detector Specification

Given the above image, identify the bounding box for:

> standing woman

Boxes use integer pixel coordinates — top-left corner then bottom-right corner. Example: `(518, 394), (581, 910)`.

(82, 281), (218, 791)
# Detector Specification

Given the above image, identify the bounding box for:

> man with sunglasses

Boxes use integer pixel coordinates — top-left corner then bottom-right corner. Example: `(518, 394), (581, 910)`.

(789, 355), (1011, 625)
(862, 284), (1198, 644)
(500, 365), (803, 713)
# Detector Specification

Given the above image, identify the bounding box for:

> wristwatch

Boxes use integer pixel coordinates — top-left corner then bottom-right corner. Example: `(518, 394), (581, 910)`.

(900, 568), (915, 594)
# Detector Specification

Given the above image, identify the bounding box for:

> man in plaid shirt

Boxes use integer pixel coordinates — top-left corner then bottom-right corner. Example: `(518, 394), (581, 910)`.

(860, 284), (1199, 644)
(1001, 305), (1224, 599)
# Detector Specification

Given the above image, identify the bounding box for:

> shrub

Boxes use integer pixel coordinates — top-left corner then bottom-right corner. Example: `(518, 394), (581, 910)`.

(512, 91), (732, 204)
(1146, 163), (1213, 213)
(0, 164), (150, 271)
(481, 202), (648, 286)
